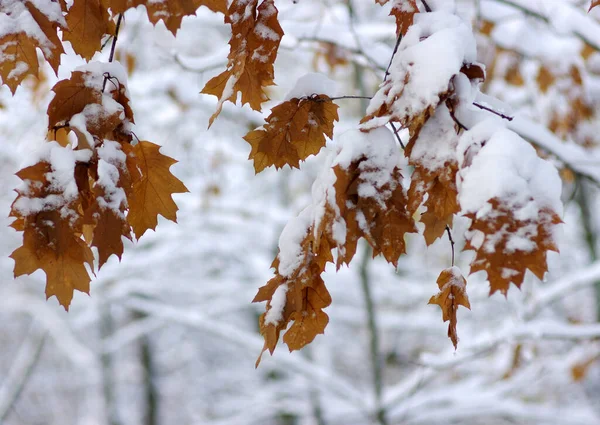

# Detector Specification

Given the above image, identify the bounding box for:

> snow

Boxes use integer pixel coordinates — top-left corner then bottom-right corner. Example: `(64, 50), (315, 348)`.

(284, 73), (338, 100)
(276, 206), (312, 277)
(363, 11), (477, 130)
(264, 283), (288, 325)
(12, 142), (92, 219)
(458, 120), (563, 219)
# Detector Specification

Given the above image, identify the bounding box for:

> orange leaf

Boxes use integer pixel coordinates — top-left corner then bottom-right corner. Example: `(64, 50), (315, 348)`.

(202, 0), (283, 126)
(390, 0), (419, 36)
(124, 141), (189, 238)
(429, 267), (471, 349)
(63, 0), (115, 60)
(464, 199), (561, 296)
(107, 0), (226, 34)
(10, 159), (93, 310)
(0, 1), (65, 93)
(590, 0), (600, 11)
(244, 95), (339, 173)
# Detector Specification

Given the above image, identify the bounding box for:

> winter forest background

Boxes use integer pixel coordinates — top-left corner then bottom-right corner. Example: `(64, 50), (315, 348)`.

(2, 0), (600, 424)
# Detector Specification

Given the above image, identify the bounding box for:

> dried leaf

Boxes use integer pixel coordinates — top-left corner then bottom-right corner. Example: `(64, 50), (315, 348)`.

(63, 0), (115, 60)
(244, 95), (339, 173)
(107, 0), (226, 34)
(464, 198), (561, 295)
(124, 141), (189, 238)
(202, 0), (283, 126)
(590, 0), (600, 11)
(429, 267), (470, 349)
(0, 1), (65, 93)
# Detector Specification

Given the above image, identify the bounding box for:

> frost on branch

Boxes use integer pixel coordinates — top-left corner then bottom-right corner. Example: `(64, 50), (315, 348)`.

(458, 121), (563, 295)
(254, 127), (416, 364)
(202, 0), (283, 126)
(11, 62), (187, 310)
(428, 266), (470, 349)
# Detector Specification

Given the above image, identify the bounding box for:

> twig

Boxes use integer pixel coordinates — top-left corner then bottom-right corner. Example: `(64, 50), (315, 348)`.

(102, 14), (123, 92)
(389, 122), (405, 149)
(421, 0), (432, 12)
(329, 95), (372, 101)
(472, 102), (514, 121)
(445, 225), (455, 267)
(384, 35), (402, 82)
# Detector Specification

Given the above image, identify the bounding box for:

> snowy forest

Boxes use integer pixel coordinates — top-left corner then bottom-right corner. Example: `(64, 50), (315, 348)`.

(2, 0), (600, 424)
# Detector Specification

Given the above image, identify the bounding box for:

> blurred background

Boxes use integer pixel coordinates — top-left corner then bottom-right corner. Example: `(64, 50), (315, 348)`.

(1, 0), (600, 424)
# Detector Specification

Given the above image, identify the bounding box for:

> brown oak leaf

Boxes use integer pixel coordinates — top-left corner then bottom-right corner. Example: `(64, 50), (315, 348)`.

(202, 0), (283, 126)
(107, 0), (226, 35)
(10, 160), (93, 310)
(464, 198), (561, 296)
(0, 1), (65, 93)
(244, 95), (339, 173)
(124, 141), (189, 238)
(429, 267), (471, 349)
(63, 0), (115, 60)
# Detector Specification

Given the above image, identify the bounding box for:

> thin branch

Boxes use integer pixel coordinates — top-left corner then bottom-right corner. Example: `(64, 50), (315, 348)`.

(384, 34), (402, 82)
(389, 122), (405, 149)
(472, 101), (514, 121)
(102, 13), (123, 92)
(421, 0), (432, 12)
(329, 95), (373, 101)
(445, 225), (455, 267)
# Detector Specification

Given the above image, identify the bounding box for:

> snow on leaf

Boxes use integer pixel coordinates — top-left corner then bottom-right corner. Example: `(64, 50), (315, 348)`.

(360, 11), (476, 135)
(10, 157), (93, 311)
(202, 0), (283, 127)
(464, 200), (561, 295)
(124, 141), (189, 239)
(63, 0), (115, 61)
(0, 1), (65, 93)
(405, 103), (460, 245)
(428, 266), (470, 349)
(244, 94), (339, 173)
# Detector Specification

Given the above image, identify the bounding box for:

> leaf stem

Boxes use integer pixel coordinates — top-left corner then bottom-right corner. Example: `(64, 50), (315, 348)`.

(102, 13), (123, 92)
(445, 225), (455, 267)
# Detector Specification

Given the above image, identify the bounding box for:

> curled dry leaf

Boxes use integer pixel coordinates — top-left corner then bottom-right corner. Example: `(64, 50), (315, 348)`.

(244, 95), (339, 173)
(428, 266), (471, 349)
